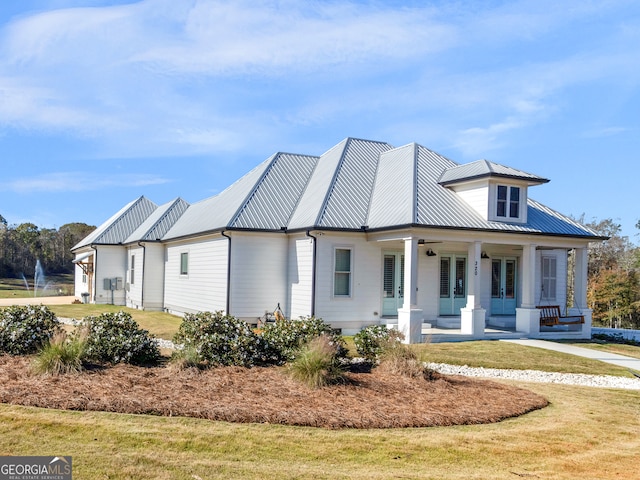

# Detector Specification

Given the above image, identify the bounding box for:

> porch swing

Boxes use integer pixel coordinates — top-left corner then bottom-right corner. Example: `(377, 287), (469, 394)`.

(536, 285), (584, 327)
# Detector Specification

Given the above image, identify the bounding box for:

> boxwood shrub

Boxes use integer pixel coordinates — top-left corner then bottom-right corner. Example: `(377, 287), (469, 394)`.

(80, 311), (160, 365)
(353, 325), (403, 362)
(0, 305), (61, 355)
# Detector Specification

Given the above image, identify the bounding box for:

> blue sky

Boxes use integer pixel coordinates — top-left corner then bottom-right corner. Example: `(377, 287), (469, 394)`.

(0, 0), (638, 241)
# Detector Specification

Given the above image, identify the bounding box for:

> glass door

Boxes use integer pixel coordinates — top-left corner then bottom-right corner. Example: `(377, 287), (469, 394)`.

(490, 257), (517, 315)
(382, 252), (404, 316)
(439, 255), (467, 315)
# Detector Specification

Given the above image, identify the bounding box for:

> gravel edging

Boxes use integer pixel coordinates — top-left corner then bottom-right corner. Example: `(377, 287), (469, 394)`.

(58, 318), (640, 390)
(427, 363), (640, 390)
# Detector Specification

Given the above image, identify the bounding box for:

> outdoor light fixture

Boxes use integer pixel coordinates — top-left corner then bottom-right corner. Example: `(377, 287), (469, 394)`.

(426, 248), (437, 257)
(481, 252), (490, 259)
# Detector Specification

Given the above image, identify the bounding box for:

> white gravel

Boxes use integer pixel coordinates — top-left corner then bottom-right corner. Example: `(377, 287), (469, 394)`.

(427, 362), (640, 390)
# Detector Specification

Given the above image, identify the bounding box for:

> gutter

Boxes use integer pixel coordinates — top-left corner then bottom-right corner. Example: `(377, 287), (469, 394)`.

(221, 230), (232, 314)
(90, 244), (98, 303)
(305, 230), (317, 317)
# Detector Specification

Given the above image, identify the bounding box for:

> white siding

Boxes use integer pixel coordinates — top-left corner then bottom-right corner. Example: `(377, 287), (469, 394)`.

(417, 250), (441, 322)
(163, 235), (228, 314)
(143, 243), (165, 310)
(95, 246), (127, 305)
(229, 232), (288, 321)
(314, 233), (381, 333)
(452, 181), (489, 220)
(288, 234), (315, 319)
(126, 246), (144, 309)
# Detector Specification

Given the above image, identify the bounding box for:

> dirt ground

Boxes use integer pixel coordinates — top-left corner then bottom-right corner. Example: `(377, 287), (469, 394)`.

(0, 355), (548, 429)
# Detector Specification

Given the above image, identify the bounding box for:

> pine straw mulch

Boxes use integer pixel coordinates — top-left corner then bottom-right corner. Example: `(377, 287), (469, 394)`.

(0, 355), (548, 429)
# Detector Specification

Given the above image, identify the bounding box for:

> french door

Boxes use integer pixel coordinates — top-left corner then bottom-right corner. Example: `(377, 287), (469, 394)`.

(490, 257), (517, 315)
(382, 252), (404, 316)
(439, 255), (467, 315)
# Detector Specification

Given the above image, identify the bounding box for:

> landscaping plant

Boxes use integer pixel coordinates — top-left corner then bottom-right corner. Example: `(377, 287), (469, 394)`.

(0, 305), (61, 355)
(353, 325), (403, 362)
(260, 315), (347, 363)
(32, 330), (87, 375)
(80, 311), (160, 365)
(287, 334), (347, 388)
(173, 311), (273, 367)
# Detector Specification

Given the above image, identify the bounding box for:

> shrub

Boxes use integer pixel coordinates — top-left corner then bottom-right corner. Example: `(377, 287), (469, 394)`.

(173, 311), (273, 367)
(169, 345), (203, 370)
(287, 335), (346, 388)
(0, 305), (61, 355)
(32, 331), (86, 375)
(81, 311), (160, 365)
(260, 316), (347, 363)
(353, 325), (403, 362)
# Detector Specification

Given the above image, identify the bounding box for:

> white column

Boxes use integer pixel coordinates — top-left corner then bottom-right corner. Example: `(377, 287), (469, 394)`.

(403, 236), (419, 308)
(461, 241), (485, 338)
(398, 236), (423, 344)
(573, 247), (588, 309)
(516, 243), (540, 336)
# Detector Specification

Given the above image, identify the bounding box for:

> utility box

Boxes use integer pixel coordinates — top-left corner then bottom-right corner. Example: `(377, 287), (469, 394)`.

(103, 277), (123, 291)
(104, 278), (113, 291)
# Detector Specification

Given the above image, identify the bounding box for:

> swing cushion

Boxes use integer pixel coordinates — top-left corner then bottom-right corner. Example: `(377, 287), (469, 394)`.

(536, 305), (584, 326)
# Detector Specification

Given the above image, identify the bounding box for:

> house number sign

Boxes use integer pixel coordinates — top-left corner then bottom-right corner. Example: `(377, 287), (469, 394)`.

(474, 260), (478, 276)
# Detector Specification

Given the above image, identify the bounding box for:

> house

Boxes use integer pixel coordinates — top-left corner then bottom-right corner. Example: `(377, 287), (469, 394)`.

(72, 138), (603, 343)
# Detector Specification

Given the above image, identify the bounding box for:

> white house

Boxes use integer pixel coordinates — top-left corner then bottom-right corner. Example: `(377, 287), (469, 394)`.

(72, 138), (603, 343)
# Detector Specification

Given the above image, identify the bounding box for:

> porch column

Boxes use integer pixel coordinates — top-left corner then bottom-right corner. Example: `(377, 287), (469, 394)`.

(461, 241), (485, 338)
(398, 236), (423, 344)
(516, 243), (540, 336)
(570, 247), (592, 339)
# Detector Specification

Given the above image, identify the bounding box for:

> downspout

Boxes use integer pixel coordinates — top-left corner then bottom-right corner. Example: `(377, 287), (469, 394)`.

(137, 241), (146, 309)
(90, 245), (98, 303)
(221, 230), (232, 315)
(305, 230), (317, 317)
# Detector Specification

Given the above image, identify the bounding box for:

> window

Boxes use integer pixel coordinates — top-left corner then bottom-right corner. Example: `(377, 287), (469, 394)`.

(496, 185), (520, 219)
(541, 256), (557, 300)
(180, 252), (189, 276)
(334, 248), (352, 296)
(130, 255), (135, 285)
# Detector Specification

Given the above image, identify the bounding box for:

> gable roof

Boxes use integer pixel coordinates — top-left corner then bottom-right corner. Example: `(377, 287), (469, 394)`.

(72, 196), (158, 250)
(124, 197), (189, 243)
(438, 159), (549, 186)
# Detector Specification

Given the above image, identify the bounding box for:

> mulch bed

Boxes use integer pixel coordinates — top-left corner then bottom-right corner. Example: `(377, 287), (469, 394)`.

(0, 355), (548, 429)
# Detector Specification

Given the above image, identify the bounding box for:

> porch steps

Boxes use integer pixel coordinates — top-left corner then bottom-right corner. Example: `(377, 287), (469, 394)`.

(487, 316), (516, 329)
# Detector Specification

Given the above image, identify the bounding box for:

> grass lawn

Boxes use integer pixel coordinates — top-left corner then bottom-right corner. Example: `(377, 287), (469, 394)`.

(1, 381), (637, 479)
(563, 341), (640, 360)
(0, 274), (74, 298)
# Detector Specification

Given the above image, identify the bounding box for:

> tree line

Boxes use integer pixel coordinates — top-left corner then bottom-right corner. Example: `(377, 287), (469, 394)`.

(0, 214), (95, 278)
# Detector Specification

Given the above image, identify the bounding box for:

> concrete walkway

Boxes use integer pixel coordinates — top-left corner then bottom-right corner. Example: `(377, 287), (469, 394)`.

(0, 296), (77, 306)
(502, 339), (640, 373)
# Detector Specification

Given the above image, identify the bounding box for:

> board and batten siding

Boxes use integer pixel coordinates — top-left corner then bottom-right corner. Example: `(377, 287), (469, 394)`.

(288, 234), (315, 319)
(228, 232), (288, 321)
(126, 245), (144, 309)
(163, 235), (228, 315)
(94, 246), (127, 305)
(314, 233), (382, 334)
(141, 243), (166, 310)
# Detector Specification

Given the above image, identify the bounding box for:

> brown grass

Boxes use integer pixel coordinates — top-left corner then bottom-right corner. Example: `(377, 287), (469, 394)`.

(0, 354), (547, 429)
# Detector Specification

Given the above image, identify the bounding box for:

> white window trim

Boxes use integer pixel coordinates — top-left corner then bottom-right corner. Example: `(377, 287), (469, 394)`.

(179, 251), (189, 277)
(489, 183), (527, 223)
(333, 246), (353, 298)
(130, 254), (135, 285)
(541, 255), (557, 301)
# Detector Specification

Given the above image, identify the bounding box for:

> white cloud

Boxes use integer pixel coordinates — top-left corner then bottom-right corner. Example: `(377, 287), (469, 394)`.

(4, 172), (171, 193)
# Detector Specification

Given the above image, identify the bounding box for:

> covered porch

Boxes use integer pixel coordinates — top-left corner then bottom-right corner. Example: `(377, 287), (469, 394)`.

(370, 230), (592, 343)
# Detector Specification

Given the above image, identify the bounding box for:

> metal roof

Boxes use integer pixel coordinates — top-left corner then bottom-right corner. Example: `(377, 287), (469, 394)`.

(124, 198), (189, 243)
(71, 196), (158, 250)
(75, 138), (600, 247)
(438, 159), (549, 186)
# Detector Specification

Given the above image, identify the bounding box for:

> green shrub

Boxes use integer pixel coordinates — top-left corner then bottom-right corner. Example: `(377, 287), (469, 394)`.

(32, 331), (86, 375)
(287, 335), (346, 388)
(169, 345), (203, 370)
(0, 305), (61, 355)
(173, 311), (273, 367)
(353, 325), (403, 362)
(260, 316), (347, 363)
(81, 311), (160, 365)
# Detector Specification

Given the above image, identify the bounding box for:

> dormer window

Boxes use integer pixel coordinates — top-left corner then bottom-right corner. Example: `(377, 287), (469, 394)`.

(497, 185), (520, 219)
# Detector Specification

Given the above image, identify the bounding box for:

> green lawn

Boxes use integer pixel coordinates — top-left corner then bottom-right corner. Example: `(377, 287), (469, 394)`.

(0, 274), (74, 298)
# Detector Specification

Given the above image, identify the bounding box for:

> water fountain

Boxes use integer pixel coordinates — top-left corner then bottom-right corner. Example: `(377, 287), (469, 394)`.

(21, 260), (52, 297)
